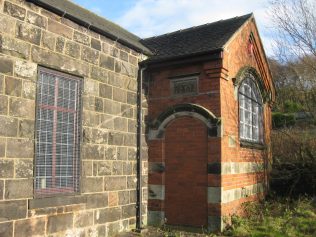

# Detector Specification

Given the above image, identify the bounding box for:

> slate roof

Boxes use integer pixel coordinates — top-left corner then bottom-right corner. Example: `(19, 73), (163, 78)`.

(27, 0), (152, 54)
(141, 13), (253, 62)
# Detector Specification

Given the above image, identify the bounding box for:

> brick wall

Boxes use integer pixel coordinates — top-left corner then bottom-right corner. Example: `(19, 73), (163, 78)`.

(0, 0), (148, 236)
(220, 18), (273, 217)
(146, 18), (273, 231)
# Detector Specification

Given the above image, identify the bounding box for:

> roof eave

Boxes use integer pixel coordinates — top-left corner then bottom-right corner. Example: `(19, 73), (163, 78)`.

(140, 48), (223, 68)
(26, 0), (153, 55)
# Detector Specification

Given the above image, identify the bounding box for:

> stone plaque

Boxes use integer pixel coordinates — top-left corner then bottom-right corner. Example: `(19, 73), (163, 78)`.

(171, 77), (197, 96)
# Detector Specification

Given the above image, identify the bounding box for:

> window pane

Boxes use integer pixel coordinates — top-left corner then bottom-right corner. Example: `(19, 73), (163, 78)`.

(239, 76), (263, 142)
(35, 68), (82, 196)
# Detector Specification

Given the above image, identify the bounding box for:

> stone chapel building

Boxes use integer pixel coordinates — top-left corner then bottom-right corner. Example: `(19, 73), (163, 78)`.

(0, 0), (275, 236)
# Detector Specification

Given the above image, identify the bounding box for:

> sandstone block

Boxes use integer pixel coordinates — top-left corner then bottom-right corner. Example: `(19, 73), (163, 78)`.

(104, 146), (116, 160)
(48, 19), (73, 39)
(110, 46), (119, 58)
(90, 66), (108, 83)
(95, 97), (103, 112)
(127, 176), (137, 189)
(108, 132), (124, 146)
(128, 148), (137, 160)
(113, 87), (127, 103)
(15, 60), (37, 80)
(122, 204), (135, 218)
(114, 117), (127, 131)
(5, 178), (33, 199)
(128, 119), (137, 133)
(85, 193), (108, 209)
(127, 91), (137, 105)
(14, 218), (46, 237)
(32, 46), (89, 77)
(5, 76), (22, 96)
(0, 35), (30, 59)
(100, 54), (114, 70)
(97, 161), (111, 176)
(108, 192), (118, 207)
(102, 42), (109, 54)
(91, 38), (101, 51)
(0, 76), (3, 93)
(120, 50), (129, 62)
(74, 31), (90, 45)
(82, 110), (99, 127)
(81, 177), (103, 193)
(9, 97), (35, 119)
(117, 147), (128, 160)
(6, 138), (33, 158)
(0, 14), (15, 35)
(0, 200), (27, 221)
(118, 191), (130, 205)
(0, 56), (13, 75)
(107, 222), (121, 236)
(47, 213), (73, 234)
(0, 116), (18, 137)
(84, 79), (98, 96)
(0, 159), (14, 178)
(4, 1), (26, 20)
(82, 161), (92, 176)
(82, 144), (104, 160)
(0, 221), (12, 237)
(82, 95), (95, 111)
(74, 211), (93, 228)
(55, 36), (65, 53)
(124, 133), (136, 146)
(22, 80), (36, 99)
(65, 41), (80, 58)
(0, 138), (5, 157)
(42, 31), (56, 50)
(94, 207), (121, 224)
(15, 159), (33, 178)
(115, 59), (121, 73)
(108, 72), (125, 88)
(26, 11), (47, 28)
(129, 55), (138, 66)
(112, 161), (123, 175)
(0, 95), (8, 115)
(16, 22), (41, 45)
(104, 176), (126, 191)
(123, 161), (133, 175)
(82, 46), (99, 64)
(99, 83), (112, 99)
(86, 128), (108, 144)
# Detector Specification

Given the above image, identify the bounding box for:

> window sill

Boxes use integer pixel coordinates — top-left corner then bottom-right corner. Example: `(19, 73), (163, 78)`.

(240, 140), (266, 150)
(28, 194), (86, 209)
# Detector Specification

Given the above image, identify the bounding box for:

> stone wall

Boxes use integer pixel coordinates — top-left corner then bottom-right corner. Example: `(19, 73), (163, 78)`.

(0, 0), (148, 236)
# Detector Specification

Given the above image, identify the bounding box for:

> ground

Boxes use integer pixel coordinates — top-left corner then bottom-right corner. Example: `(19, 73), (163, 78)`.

(116, 197), (316, 237)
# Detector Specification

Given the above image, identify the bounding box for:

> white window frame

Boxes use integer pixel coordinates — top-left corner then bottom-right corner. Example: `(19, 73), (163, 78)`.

(239, 75), (264, 143)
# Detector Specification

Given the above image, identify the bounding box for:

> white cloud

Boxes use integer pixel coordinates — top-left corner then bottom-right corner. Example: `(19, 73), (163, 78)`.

(116, 0), (275, 56)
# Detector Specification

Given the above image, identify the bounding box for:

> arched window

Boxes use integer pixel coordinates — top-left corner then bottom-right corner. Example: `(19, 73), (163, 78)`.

(239, 75), (263, 143)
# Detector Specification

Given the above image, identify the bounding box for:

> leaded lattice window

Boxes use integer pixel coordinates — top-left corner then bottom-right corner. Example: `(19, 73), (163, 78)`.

(35, 67), (82, 196)
(239, 76), (263, 143)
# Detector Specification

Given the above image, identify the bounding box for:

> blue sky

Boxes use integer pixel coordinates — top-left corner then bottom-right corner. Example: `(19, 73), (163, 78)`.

(72, 0), (274, 56)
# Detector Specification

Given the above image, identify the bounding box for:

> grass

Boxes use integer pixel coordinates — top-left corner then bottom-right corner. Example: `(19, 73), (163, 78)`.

(222, 196), (316, 237)
(148, 197), (316, 237)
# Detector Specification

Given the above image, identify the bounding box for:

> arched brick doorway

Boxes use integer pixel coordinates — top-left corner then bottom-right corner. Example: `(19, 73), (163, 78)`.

(164, 116), (208, 227)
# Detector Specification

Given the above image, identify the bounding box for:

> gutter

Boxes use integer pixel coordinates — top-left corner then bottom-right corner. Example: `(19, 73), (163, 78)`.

(26, 0), (152, 55)
(139, 48), (223, 68)
(136, 66), (147, 232)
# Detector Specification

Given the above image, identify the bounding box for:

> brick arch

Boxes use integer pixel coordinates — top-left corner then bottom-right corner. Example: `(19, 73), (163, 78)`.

(148, 103), (220, 140)
(234, 66), (272, 103)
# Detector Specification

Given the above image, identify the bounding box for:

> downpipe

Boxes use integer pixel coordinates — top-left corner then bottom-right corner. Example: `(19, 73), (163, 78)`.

(136, 66), (147, 231)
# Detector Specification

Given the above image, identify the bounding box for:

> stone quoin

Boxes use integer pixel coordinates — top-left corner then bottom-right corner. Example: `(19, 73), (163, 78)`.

(0, 0), (275, 236)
